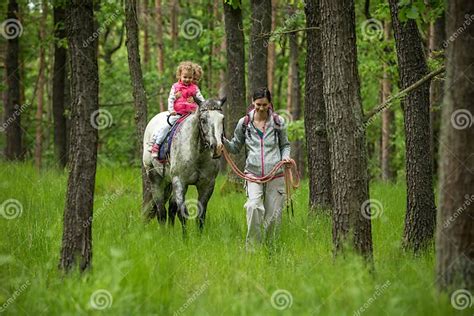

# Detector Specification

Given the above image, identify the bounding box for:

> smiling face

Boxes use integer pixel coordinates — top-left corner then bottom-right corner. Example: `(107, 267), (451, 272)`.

(180, 70), (193, 86)
(253, 97), (271, 115)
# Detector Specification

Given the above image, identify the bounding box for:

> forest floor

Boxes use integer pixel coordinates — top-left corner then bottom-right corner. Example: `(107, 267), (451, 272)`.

(0, 162), (467, 315)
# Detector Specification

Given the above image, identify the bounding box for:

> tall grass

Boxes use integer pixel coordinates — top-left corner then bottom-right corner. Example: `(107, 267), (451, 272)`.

(0, 162), (463, 315)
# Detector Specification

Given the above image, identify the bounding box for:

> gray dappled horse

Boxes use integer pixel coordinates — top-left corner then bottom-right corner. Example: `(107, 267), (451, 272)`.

(142, 97), (226, 231)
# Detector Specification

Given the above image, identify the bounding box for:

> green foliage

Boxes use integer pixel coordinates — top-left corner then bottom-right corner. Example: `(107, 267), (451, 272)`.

(0, 163), (457, 315)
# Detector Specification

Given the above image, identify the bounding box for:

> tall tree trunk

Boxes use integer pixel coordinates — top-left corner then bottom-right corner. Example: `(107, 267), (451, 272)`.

(389, 0), (437, 253)
(267, 0), (277, 93)
(304, 0), (332, 212)
(223, 0), (247, 186)
(59, 0), (99, 272)
(320, 0), (373, 258)
(53, 3), (68, 167)
(4, 0), (23, 160)
(248, 0), (271, 100)
(35, 1), (47, 170)
(125, 0), (152, 208)
(154, 0), (165, 112)
(286, 4), (304, 178)
(142, 0), (150, 66)
(436, 0), (474, 291)
(381, 21), (395, 182)
(170, 0), (178, 49)
(429, 16), (445, 178)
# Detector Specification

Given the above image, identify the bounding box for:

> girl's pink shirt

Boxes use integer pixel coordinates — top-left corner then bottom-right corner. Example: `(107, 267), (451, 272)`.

(173, 81), (198, 115)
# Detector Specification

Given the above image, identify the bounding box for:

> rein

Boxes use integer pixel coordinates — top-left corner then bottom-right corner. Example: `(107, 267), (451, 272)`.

(222, 147), (300, 216)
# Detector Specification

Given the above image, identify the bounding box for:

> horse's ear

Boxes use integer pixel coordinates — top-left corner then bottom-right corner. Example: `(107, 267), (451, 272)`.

(193, 96), (204, 107)
(220, 96), (227, 107)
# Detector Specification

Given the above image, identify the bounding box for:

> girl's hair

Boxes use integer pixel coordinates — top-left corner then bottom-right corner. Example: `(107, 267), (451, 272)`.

(252, 87), (272, 102)
(192, 63), (203, 82)
(175, 61), (194, 79)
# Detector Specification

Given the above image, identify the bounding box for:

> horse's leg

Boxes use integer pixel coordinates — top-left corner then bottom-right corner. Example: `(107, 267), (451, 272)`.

(147, 169), (167, 225)
(196, 179), (216, 232)
(172, 176), (188, 236)
(165, 183), (177, 226)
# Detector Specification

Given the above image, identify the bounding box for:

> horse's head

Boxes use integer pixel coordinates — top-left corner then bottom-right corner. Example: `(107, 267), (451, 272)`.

(196, 97), (226, 159)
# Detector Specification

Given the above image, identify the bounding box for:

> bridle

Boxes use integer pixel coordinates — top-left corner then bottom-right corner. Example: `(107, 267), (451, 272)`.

(197, 106), (224, 151)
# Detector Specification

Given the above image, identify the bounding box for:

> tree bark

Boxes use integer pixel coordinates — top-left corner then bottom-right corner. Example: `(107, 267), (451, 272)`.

(436, 0), (474, 291)
(59, 0), (99, 273)
(389, 0), (437, 253)
(53, 3), (68, 168)
(320, 0), (373, 258)
(142, 0), (150, 65)
(35, 1), (47, 170)
(170, 0), (178, 49)
(4, 0), (23, 160)
(304, 0), (332, 212)
(286, 4), (304, 178)
(154, 0), (165, 112)
(223, 0), (247, 185)
(125, 0), (152, 207)
(267, 0), (278, 93)
(381, 21), (395, 182)
(248, 0), (271, 100)
(429, 16), (445, 177)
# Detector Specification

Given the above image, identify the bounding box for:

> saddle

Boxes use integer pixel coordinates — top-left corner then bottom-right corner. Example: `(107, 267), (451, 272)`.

(157, 114), (190, 163)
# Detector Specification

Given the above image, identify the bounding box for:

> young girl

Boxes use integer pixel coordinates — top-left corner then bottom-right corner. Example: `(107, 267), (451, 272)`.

(151, 62), (205, 159)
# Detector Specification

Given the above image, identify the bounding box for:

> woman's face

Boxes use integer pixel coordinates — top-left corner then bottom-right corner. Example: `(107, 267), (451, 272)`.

(253, 97), (270, 114)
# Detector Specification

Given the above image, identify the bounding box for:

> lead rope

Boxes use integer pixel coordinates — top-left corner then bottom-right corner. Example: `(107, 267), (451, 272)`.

(222, 147), (300, 216)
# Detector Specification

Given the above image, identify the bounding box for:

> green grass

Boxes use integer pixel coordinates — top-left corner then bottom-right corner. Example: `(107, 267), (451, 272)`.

(0, 162), (466, 315)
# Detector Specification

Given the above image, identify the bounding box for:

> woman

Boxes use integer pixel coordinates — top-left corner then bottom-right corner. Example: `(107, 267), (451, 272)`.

(221, 87), (291, 248)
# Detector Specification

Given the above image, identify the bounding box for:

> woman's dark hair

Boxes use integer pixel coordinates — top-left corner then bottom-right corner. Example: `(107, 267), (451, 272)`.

(252, 87), (272, 102)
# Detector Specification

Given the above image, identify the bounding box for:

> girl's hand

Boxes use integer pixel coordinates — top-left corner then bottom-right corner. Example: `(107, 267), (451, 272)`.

(187, 96), (194, 103)
(175, 91), (182, 98)
(170, 111), (177, 116)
